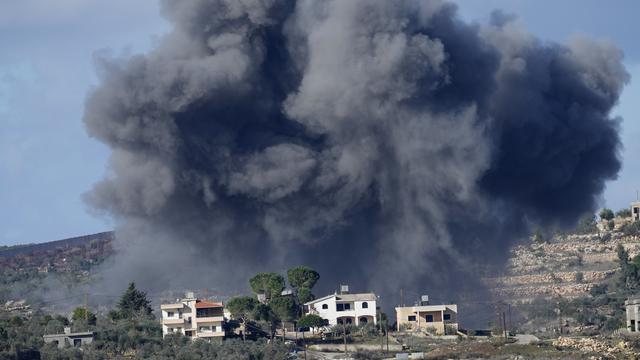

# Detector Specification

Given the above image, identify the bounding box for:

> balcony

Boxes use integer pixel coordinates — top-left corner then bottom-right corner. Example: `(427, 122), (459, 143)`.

(161, 303), (184, 310)
(197, 331), (225, 338)
(195, 316), (224, 323)
(162, 318), (185, 325)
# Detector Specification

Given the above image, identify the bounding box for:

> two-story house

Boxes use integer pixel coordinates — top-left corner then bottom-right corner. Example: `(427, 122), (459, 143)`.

(304, 286), (377, 326)
(395, 298), (459, 335)
(160, 292), (225, 341)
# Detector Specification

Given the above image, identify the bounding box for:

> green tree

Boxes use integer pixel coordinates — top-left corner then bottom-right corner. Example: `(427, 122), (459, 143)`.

(599, 208), (614, 221)
(115, 282), (153, 320)
(249, 273), (285, 300)
(297, 314), (326, 331)
(269, 296), (297, 323)
(226, 296), (259, 341)
(616, 208), (632, 218)
(297, 288), (315, 304)
(253, 304), (278, 341)
(72, 307), (97, 325)
(287, 266), (320, 289)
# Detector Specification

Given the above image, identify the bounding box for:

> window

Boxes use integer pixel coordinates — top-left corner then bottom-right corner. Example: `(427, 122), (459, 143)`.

(322, 304), (328, 310)
(199, 326), (211, 332)
(336, 304), (344, 311)
(52, 340), (59, 346)
(408, 315), (416, 321)
(443, 313), (451, 321)
(168, 327), (174, 333)
(73, 339), (82, 347)
(167, 311), (174, 317)
(197, 307), (223, 318)
(425, 315), (434, 323)
(361, 302), (368, 309)
(344, 303), (351, 310)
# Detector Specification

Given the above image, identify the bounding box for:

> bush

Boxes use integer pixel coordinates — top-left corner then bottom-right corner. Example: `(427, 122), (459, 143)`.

(621, 221), (640, 236)
(616, 208), (632, 218)
(576, 215), (598, 234)
(599, 208), (614, 221)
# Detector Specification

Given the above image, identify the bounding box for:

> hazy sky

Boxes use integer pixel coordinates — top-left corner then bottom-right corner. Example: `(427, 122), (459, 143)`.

(0, 0), (638, 245)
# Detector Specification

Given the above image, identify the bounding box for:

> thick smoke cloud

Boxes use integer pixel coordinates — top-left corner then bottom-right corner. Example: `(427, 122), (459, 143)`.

(84, 0), (628, 304)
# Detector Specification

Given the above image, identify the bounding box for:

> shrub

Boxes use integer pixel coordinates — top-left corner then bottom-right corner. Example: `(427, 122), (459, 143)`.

(616, 208), (632, 218)
(599, 208), (614, 221)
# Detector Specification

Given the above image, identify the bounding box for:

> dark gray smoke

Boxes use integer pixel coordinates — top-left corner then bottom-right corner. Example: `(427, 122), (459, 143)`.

(83, 0), (628, 305)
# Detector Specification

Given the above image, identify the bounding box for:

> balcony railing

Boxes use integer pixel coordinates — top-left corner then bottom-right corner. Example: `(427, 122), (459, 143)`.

(162, 318), (185, 325)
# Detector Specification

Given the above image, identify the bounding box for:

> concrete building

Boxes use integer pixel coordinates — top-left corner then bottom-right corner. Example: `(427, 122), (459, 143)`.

(395, 297), (459, 335)
(43, 327), (94, 348)
(632, 202), (640, 221)
(160, 292), (225, 341)
(625, 297), (640, 332)
(304, 285), (377, 326)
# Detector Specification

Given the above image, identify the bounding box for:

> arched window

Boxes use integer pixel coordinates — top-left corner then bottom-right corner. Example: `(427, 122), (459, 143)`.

(322, 304), (328, 309)
(361, 302), (368, 308)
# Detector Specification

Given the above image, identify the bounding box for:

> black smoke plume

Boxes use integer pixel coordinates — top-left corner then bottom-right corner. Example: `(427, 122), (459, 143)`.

(83, 0), (628, 306)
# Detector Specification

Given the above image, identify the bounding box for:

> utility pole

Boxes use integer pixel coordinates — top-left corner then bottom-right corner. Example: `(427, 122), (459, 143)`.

(301, 328), (307, 360)
(84, 292), (88, 321)
(385, 319), (389, 352)
(379, 312), (383, 351)
(502, 311), (507, 340)
(508, 303), (512, 335)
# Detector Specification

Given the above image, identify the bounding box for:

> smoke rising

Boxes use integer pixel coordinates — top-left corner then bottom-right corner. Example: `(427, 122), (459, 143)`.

(83, 0), (628, 304)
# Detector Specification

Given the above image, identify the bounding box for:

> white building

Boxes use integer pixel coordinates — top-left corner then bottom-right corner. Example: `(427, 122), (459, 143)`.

(160, 292), (225, 341)
(626, 297), (640, 332)
(304, 286), (377, 326)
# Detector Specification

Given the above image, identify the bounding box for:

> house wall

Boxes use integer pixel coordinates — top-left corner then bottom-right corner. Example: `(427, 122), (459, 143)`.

(161, 299), (225, 339)
(626, 302), (639, 332)
(395, 305), (458, 335)
(632, 202), (640, 221)
(308, 296), (377, 326)
(43, 335), (93, 349)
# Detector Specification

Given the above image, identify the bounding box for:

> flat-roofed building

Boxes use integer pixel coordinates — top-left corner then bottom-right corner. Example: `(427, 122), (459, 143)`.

(632, 202), (640, 221)
(160, 292), (225, 341)
(396, 302), (459, 335)
(626, 297), (640, 332)
(43, 327), (94, 348)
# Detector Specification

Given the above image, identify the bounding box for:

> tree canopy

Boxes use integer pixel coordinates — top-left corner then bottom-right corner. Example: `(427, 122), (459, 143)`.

(249, 273), (285, 299)
(269, 296), (297, 322)
(297, 314), (326, 329)
(226, 296), (259, 320)
(599, 208), (614, 221)
(287, 266), (320, 289)
(115, 282), (153, 320)
(297, 287), (315, 304)
(616, 208), (632, 218)
(72, 307), (97, 325)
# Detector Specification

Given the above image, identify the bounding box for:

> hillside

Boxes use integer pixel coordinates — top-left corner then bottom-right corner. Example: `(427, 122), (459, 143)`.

(0, 232), (114, 306)
(485, 232), (640, 300)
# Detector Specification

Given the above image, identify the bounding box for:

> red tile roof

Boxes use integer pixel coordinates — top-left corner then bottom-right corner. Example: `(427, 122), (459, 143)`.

(195, 300), (223, 308)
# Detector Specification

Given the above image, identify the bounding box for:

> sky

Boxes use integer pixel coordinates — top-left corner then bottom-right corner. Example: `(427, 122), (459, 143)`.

(0, 0), (638, 246)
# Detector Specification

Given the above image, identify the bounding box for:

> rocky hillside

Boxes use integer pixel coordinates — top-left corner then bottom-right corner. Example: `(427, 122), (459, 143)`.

(485, 230), (640, 301)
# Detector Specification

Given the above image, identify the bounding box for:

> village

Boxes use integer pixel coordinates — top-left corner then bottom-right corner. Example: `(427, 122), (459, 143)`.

(12, 200), (638, 359)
